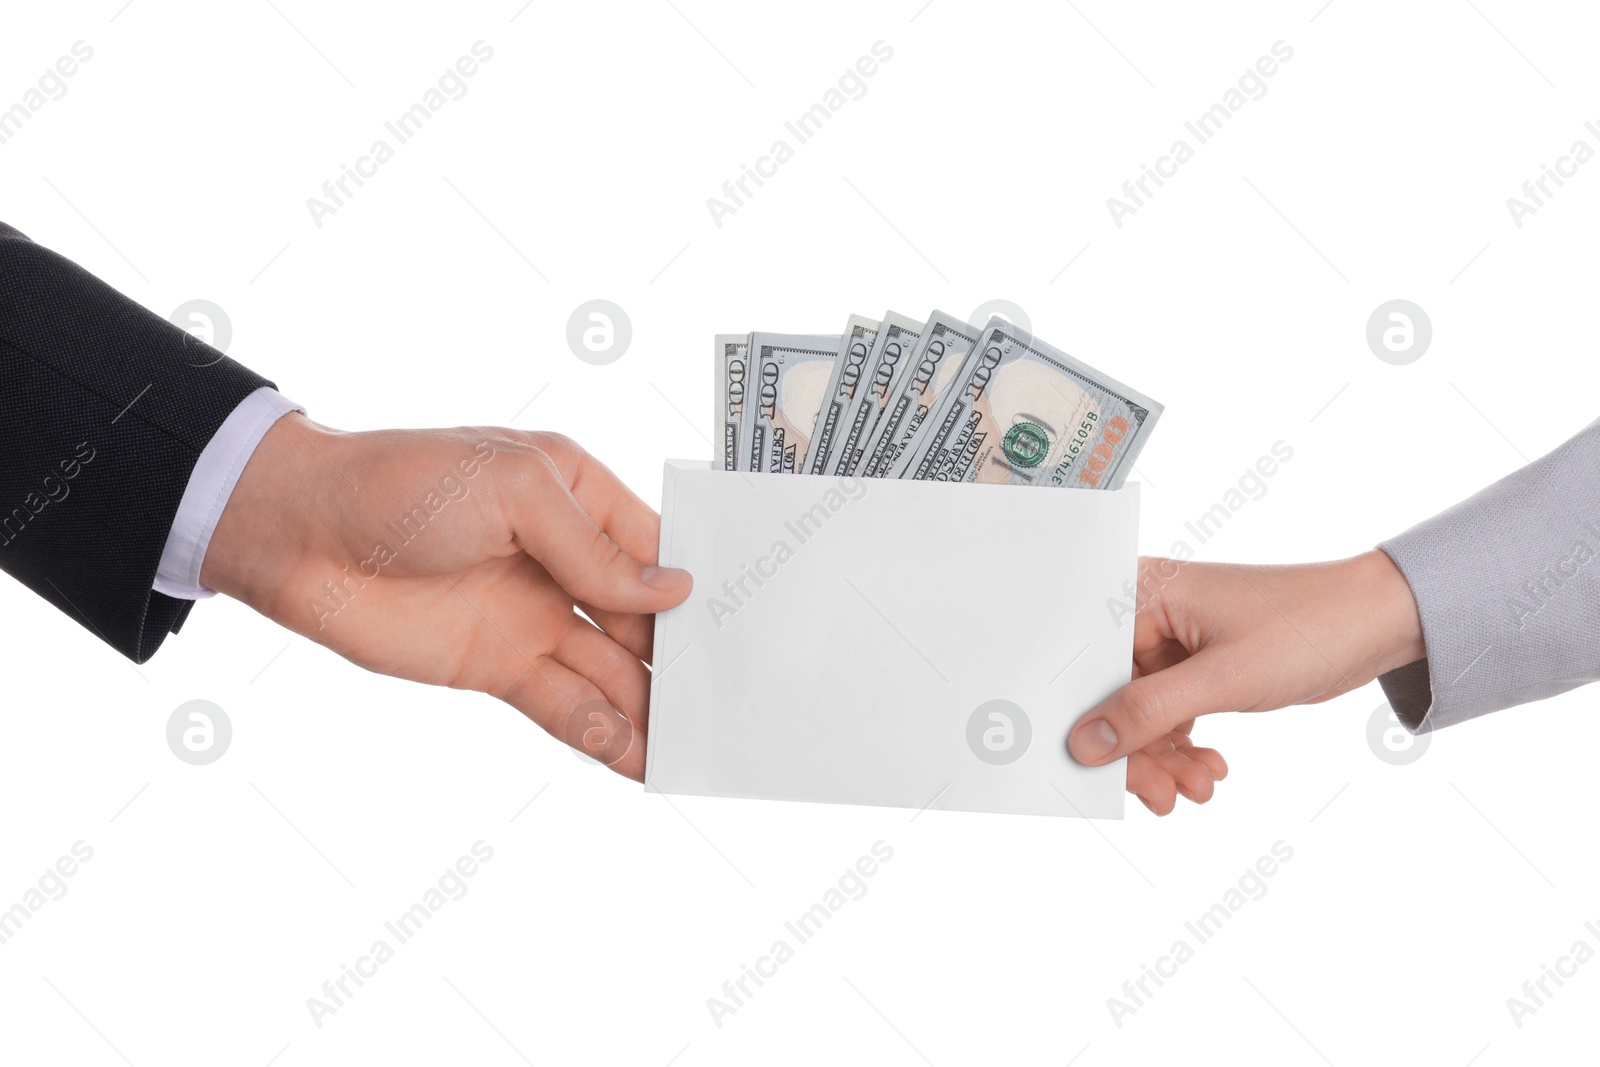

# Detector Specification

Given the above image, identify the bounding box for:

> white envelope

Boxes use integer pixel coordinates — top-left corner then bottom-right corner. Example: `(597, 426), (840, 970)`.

(645, 460), (1136, 818)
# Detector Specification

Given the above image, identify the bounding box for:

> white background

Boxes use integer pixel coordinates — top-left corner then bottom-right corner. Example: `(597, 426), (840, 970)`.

(2, 1), (1597, 1063)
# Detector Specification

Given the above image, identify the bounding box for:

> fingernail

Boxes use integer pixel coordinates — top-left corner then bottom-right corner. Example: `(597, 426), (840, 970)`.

(641, 565), (690, 591)
(1069, 719), (1119, 762)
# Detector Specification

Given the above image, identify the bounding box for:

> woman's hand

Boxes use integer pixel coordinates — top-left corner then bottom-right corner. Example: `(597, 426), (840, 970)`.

(1072, 552), (1426, 814)
(201, 412), (692, 781)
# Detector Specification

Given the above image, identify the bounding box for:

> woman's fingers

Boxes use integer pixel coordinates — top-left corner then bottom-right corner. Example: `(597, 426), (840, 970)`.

(1069, 653), (1247, 766)
(1152, 744), (1217, 804)
(1126, 750), (1178, 816)
(1173, 736), (1229, 781)
(1125, 730), (1227, 815)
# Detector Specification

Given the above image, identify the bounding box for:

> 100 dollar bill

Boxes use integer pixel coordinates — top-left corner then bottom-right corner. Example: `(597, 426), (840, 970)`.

(802, 314), (880, 476)
(896, 320), (1162, 489)
(827, 311), (924, 476)
(856, 310), (982, 478)
(742, 332), (843, 473)
(715, 333), (751, 471)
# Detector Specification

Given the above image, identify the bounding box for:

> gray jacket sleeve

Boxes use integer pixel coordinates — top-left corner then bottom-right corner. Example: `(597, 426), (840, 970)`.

(1377, 417), (1600, 732)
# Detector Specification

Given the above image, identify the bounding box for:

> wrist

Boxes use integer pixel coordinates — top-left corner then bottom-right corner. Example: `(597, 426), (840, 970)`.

(1347, 548), (1426, 676)
(200, 411), (344, 614)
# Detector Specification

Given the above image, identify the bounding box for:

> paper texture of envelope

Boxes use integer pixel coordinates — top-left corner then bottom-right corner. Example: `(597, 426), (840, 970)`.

(646, 460), (1136, 818)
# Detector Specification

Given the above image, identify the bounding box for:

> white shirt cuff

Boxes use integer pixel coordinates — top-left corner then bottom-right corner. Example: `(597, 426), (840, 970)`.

(154, 386), (304, 600)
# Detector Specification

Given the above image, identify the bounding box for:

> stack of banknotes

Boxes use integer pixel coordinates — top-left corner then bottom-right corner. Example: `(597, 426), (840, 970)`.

(715, 310), (1163, 489)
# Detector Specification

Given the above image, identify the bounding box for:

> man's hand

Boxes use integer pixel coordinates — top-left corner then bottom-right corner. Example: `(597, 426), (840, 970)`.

(1070, 552), (1426, 815)
(201, 413), (692, 781)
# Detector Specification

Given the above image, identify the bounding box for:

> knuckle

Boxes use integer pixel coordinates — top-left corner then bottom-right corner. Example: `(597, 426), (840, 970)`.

(1118, 684), (1168, 736)
(494, 448), (556, 498)
(523, 445), (560, 479)
(518, 449), (572, 507)
(485, 454), (553, 528)
(529, 431), (580, 461)
(588, 525), (625, 569)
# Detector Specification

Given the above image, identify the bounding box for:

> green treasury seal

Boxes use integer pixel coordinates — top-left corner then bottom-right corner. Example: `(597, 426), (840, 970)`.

(1001, 421), (1050, 468)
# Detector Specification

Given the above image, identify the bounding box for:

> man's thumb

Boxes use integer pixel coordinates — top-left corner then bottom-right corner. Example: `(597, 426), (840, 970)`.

(1067, 655), (1241, 765)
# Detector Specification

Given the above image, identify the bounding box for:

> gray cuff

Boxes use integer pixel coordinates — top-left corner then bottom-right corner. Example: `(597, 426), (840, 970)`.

(1375, 418), (1600, 732)
(1375, 657), (1432, 731)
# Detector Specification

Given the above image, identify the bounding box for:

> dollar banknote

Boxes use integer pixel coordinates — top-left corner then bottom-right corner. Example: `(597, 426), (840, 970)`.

(740, 332), (843, 473)
(715, 333), (751, 471)
(855, 310), (982, 478)
(826, 311), (924, 476)
(801, 314), (880, 476)
(895, 318), (1162, 489)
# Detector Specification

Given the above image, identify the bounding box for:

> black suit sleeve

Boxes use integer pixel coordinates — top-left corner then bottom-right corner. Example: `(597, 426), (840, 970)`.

(0, 221), (276, 662)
